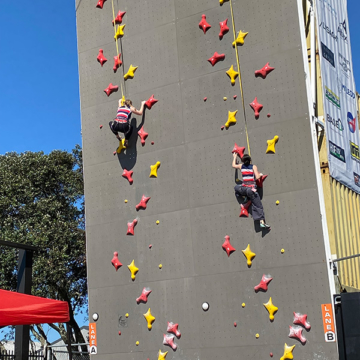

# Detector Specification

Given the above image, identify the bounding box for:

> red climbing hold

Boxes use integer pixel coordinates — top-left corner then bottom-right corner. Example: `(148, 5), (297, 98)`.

(233, 95), (237, 99)
(219, 19), (229, 40)
(163, 334), (177, 350)
(199, 14), (211, 34)
(113, 54), (122, 72)
(208, 52), (225, 66)
(119, 331), (121, 335)
(138, 126), (148, 146)
(222, 235), (236, 257)
(167, 322), (181, 338)
(221, 126), (225, 130)
(136, 287), (152, 304)
(111, 252), (122, 271)
(112, 10), (126, 25)
(104, 83), (118, 97)
(122, 169), (133, 184)
(232, 143), (245, 158)
(96, 0), (106, 9)
(293, 312), (311, 330)
(234, 322), (237, 327)
(113, 151), (117, 156)
(136, 195), (151, 211)
(240, 200), (251, 217)
(127, 219), (138, 235)
(100, 125), (103, 129)
(270, 353), (273, 358)
(151, 141), (155, 145)
(289, 325), (307, 344)
(149, 244), (153, 249)
(255, 62), (275, 79)
(97, 49), (107, 67)
(249, 97), (263, 119)
(204, 97), (207, 101)
(267, 113), (271, 118)
(256, 174), (268, 188)
(145, 95), (158, 110)
(254, 274), (273, 292)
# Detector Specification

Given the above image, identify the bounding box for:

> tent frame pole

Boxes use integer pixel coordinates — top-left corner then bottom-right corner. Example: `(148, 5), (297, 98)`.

(66, 323), (73, 360)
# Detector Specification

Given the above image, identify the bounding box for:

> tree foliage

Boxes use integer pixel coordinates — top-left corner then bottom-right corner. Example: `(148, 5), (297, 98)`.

(0, 145), (87, 346)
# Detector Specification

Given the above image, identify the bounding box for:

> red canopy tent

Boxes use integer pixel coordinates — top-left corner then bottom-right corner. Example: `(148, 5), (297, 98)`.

(0, 289), (70, 327)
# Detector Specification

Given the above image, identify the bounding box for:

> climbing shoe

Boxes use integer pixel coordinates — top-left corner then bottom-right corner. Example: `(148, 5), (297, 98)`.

(260, 222), (271, 230)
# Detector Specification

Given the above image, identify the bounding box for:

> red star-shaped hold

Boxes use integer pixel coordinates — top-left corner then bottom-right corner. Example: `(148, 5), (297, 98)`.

(136, 195), (151, 211)
(163, 334), (177, 350)
(289, 326), (307, 344)
(111, 251), (122, 271)
(256, 174), (268, 188)
(138, 126), (148, 146)
(293, 312), (311, 330)
(249, 97), (263, 119)
(232, 143), (245, 158)
(240, 200), (251, 217)
(254, 274), (273, 292)
(145, 94), (158, 110)
(104, 83), (118, 97)
(113, 54), (122, 72)
(208, 52), (225, 66)
(122, 169), (133, 184)
(255, 62), (275, 79)
(219, 19), (229, 40)
(167, 322), (181, 338)
(136, 287), (152, 304)
(96, 0), (106, 9)
(127, 219), (138, 235)
(199, 14), (211, 34)
(222, 235), (236, 257)
(97, 49), (107, 67)
(112, 10), (126, 25)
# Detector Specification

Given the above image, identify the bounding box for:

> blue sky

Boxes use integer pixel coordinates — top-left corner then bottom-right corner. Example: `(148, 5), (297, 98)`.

(0, 0), (359, 345)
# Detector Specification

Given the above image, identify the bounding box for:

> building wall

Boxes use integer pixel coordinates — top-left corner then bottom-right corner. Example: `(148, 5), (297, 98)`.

(76, 0), (337, 359)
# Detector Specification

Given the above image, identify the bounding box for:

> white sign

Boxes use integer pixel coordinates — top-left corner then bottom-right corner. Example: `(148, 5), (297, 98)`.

(316, 0), (360, 194)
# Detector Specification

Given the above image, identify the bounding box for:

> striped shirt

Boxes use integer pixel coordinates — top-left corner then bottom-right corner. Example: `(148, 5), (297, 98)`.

(241, 164), (256, 188)
(116, 106), (132, 123)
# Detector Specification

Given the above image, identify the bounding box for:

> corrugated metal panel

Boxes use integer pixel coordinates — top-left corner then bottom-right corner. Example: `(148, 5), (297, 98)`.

(330, 178), (360, 290)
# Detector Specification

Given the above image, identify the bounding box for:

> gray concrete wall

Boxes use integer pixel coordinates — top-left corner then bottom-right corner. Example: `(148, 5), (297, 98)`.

(76, 0), (338, 359)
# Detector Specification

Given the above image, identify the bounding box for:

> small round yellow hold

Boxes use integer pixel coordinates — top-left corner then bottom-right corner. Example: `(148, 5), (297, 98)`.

(159, 264), (163, 269)
(276, 200), (280, 205)
(281, 249), (285, 254)
(242, 303), (245, 308)
(136, 341), (139, 346)
(125, 313), (129, 318)
(255, 333), (260, 338)
(124, 199), (128, 203)
(223, 97), (227, 101)
(156, 220), (160, 225)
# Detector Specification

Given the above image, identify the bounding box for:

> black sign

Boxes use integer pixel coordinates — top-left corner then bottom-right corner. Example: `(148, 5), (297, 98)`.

(329, 141), (346, 162)
(321, 42), (335, 67)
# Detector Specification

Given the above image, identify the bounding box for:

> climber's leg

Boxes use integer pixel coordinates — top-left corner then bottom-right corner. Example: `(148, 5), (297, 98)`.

(109, 121), (122, 140)
(124, 124), (133, 146)
(250, 192), (265, 221)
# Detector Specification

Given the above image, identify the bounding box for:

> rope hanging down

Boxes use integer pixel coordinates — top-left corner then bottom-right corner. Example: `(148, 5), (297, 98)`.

(111, 0), (125, 103)
(229, 0), (251, 156)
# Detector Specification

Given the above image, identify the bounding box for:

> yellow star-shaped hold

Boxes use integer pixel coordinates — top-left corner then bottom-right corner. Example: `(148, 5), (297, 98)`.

(143, 308), (156, 329)
(263, 297), (278, 321)
(266, 135), (279, 154)
(124, 64), (138, 80)
(226, 65), (239, 86)
(232, 30), (249, 47)
(127, 260), (139, 281)
(224, 110), (238, 129)
(149, 161), (161, 178)
(116, 138), (126, 154)
(158, 350), (168, 360)
(114, 24), (126, 40)
(242, 244), (256, 266)
(219, 0), (228, 4)
(280, 343), (296, 360)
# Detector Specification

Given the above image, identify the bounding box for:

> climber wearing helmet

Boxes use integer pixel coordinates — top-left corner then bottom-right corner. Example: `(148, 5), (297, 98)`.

(232, 153), (270, 229)
(109, 99), (146, 147)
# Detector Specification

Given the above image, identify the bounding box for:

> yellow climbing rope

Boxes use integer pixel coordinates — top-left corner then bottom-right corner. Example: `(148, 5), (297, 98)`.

(229, 0), (251, 156)
(111, 0), (125, 104)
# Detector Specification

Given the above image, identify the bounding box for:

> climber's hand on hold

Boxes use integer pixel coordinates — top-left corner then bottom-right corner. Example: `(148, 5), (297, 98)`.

(251, 188), (257, 193)
(233, 153), (238, 159)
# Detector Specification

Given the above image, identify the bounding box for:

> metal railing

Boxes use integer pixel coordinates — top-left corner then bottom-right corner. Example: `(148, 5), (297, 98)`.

(47, 344), (89, 360)
(0, 350), (43, 360)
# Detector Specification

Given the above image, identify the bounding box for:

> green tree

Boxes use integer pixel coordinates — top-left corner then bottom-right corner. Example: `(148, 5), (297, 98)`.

(0, 145), (87, 348)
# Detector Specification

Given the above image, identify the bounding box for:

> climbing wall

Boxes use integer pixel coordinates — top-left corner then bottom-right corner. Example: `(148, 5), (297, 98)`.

(76, 0), (338, 359)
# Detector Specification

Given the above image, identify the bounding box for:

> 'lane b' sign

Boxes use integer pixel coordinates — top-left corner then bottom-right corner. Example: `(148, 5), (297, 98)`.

(321, 304), (336, 342)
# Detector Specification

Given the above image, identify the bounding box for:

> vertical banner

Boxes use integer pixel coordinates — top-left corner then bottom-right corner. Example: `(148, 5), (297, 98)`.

(321, 304), (336, 342)
(316, 0), (360, 194)
(89, 322), (98, 354)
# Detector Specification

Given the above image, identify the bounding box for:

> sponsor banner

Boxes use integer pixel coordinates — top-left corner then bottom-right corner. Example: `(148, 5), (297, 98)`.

(316, 0), (360, 194)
